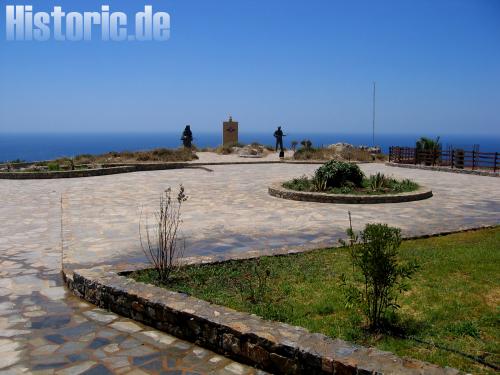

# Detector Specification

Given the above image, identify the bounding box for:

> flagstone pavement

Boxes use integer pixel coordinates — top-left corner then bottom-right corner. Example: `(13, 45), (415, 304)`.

(0, 160), (498, 374)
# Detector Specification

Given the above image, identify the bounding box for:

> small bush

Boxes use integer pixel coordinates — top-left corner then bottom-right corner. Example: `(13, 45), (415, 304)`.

(341, 222), (419, 331)
(282, 175), (312, 191)
(47, 162), (60, 171)
(390, 178), (419, 193)
(234, 258), (273, 305)
(314, 160), (364, 190)
(368, 172), (389, 191)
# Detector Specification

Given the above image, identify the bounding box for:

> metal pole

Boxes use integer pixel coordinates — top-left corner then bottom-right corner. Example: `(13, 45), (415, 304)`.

(372, 81), (376, 147)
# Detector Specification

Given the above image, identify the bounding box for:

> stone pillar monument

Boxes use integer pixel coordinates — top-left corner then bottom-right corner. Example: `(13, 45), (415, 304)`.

(222, 116), (238, 146)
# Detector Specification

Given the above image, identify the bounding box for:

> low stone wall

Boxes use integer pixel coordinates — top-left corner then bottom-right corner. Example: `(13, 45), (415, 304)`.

(0, 160), (331, 180)
(386, 162), (499, 177)
(268, 183), (433, 204)
(63, 265), (459, 375)
(0, 166), (137, 179)
(0, 163), (199, 180)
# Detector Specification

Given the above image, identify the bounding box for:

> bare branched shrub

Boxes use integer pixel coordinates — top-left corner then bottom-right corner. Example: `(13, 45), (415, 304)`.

(234, 258), (273, 305)
(140, 185), (188, 283)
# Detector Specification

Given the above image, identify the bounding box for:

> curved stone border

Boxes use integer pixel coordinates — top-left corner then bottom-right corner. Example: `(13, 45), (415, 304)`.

(268, 182), (433, 204)
(62, 264), (459, 375)
(386, 162), (499, 177)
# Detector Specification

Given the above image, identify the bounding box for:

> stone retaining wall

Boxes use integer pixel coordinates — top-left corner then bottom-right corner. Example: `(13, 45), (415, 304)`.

(63, 265), (459, 375)
(0, 160), (331, 180)
(386, 162), (499, 177)
(268, 183), (433, 204)
(0, 163), (195, 179)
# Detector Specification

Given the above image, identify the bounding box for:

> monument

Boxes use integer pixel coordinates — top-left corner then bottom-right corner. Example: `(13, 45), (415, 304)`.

(222, 116), (238, 146)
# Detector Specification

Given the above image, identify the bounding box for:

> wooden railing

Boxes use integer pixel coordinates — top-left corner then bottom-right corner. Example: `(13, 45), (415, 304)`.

(389, 147), (499, 172)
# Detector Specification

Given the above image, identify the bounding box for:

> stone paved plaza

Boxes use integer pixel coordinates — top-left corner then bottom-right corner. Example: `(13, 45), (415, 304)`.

(60, 162), (499, 269)
(0, 159), (499, 374)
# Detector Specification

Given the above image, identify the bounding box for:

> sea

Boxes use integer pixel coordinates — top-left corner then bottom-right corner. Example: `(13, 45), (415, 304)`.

(1, 132), (499, 163)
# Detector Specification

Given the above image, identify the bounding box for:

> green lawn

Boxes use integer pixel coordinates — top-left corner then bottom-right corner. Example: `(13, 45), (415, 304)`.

(130, 227), (500, 374)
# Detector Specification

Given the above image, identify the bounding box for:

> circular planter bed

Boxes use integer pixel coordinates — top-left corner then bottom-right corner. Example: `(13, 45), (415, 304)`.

(268, 182), (433, 204)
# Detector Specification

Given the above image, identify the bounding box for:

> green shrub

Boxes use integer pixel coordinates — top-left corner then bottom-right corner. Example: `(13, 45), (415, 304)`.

(341, 223), (419, 331)
(368, 172), (388, 191)
(416, 136), (442, 165)
(282, 176), (312, 191)
(390, 178), (419, 193)
(47, 162), (60, 171)
(314, 160), (364, 190)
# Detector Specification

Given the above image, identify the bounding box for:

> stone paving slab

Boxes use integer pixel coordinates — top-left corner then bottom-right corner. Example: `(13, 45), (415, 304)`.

(0, 179), (265, 374)
(57, 163), (499, 270)
(0, 161), (499, 374)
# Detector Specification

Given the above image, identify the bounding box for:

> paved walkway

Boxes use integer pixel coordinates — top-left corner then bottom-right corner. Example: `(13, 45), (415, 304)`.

(0, 178), (265, 374)
(0, 159), (499, 374)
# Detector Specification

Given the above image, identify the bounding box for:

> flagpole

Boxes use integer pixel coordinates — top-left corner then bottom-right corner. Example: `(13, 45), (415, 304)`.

(372, 81), (376, 147)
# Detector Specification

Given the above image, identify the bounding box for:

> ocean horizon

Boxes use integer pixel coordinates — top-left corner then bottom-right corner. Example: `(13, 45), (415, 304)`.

(1, 132), (499, 162)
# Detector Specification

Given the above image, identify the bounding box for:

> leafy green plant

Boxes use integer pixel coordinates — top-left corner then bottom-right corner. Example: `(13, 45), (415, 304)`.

(416, 136), (441, 152)
(314, 160), (364, 190)
(369, 172), (388, 191)
(47, 162), (60, 171)
(416, 136), (442, 165)
(390, 178), (419, 193)
(341, 222), (419, 331)
(282, 175), (312, 191)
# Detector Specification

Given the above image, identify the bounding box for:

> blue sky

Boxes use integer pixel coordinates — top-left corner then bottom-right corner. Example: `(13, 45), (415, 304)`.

(0, 0), (499, 135)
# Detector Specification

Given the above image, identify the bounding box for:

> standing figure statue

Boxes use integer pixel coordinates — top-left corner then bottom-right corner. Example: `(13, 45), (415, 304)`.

(181, 125), (193, 148)
(273, 126), (286, 152)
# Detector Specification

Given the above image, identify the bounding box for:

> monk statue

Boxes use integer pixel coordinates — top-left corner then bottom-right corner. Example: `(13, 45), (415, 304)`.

(181, 125), (193, 148)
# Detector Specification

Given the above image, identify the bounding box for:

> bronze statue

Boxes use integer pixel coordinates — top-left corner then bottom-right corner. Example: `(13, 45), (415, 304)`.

(273, 126), (285, 152)
(181, 125), (193, 148)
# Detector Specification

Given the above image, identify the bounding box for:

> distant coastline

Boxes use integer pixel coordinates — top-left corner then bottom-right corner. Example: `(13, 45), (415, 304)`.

(1, 132), (499, 162)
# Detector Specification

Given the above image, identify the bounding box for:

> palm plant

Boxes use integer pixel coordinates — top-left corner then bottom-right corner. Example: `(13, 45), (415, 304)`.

(416, 136), (441, 165)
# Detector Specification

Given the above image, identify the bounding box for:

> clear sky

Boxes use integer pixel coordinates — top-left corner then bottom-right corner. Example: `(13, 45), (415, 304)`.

(0, 0), (499, 135)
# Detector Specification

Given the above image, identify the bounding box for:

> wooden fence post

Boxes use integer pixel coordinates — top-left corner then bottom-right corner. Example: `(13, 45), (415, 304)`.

(472, 150), (475, 170)
(494, 152), (498, 173)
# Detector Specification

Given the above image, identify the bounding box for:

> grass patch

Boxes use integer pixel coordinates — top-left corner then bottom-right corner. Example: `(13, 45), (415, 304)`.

(282, 175), (419, 195)
(130, 227), (500, 374)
